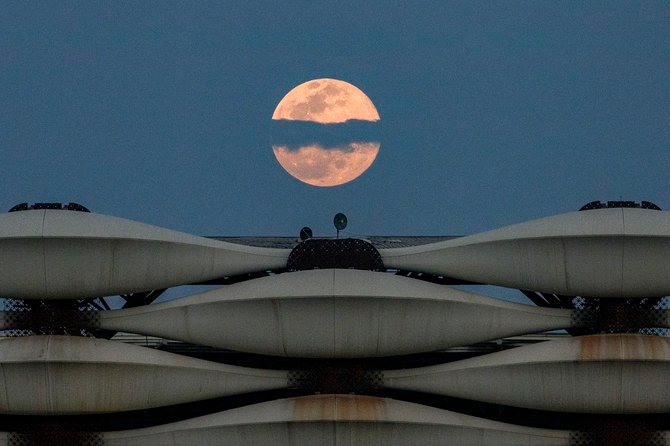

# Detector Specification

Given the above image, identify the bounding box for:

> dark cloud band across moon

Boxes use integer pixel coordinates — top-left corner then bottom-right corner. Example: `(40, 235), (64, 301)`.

(271, 78), (381, 187)
(270, 119), (381, 150)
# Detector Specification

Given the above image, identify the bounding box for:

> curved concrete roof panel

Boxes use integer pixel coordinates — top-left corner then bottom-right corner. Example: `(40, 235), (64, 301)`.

(0, 210), (289, 299)
(384, 334), (670, 414)
(102, 395), (571, 446)
(0, 336), (288, 415)
(381, 208), (670, 297)
(92, 269), (572, 357)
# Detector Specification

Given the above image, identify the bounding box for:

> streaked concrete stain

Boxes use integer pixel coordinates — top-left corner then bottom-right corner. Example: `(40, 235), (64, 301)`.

(384, 334), (670, 414)
(98, 395), (572, 446)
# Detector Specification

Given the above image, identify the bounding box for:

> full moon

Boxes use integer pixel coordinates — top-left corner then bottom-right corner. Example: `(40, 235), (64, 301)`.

(271, 78), (381, 187)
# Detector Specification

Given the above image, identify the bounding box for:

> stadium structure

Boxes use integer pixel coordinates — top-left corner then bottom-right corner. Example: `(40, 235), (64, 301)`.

(0, 200), (668, 445)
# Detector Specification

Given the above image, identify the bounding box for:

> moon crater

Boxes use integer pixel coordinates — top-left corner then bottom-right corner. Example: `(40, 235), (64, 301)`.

(271, 78), (381, 187)
(272, 142), (380, 187)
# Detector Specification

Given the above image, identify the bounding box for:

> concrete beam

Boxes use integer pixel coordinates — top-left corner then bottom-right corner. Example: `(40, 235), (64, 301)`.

(0, 336), (288, 415)
(89, 269), (572, 357)
(0, 210), (289, 299)
(101, 395), (571, 446)
(382, 208), (670, 297)
(384, 334), (670, 414)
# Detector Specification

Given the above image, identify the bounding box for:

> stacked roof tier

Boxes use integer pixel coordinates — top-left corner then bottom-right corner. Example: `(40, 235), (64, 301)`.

(1, 206), (668, 443)
(1, 207), (669, 299)
(0, 336), (288, 415)
(99, 395), (573, 446)
(385, 334), (670, 414)
(0, 210), (289, 299)
(383, 208), (670, 297)
(0, 268), (579, 356)
(1, 334), (668, 415)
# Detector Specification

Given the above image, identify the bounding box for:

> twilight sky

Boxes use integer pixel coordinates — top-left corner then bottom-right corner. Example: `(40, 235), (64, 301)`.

(1, 2), (668, 238)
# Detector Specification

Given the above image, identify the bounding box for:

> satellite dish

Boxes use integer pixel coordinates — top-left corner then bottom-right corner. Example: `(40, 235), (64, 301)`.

(299, 226), (313, 241)
(333, 213), (348, 230)
(333, 213), (347, 238)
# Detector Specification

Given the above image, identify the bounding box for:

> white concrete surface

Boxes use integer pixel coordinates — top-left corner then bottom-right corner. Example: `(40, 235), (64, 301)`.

(0, 336), (288, 415)
(92, 269), (572, 357)
(102, 394), (572, 446)
(384, 334), (670, 414)
(382, 208), (670, 297)
(0, 210), (289, 299)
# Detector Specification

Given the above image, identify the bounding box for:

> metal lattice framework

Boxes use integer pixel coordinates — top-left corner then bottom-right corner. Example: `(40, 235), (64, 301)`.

(7, 430), (103, 446)
(3, 299), (99, 337)
(570, 296), (669, 336)
(288, 367), (383, 394)
(287, 238), (384, 271)
(569, 421), (665, 446)
(8, 202), (90, 213)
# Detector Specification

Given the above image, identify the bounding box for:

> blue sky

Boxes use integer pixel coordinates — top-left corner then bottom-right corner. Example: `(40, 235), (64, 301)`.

(1, 1), (668, 238)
